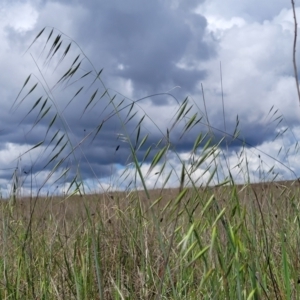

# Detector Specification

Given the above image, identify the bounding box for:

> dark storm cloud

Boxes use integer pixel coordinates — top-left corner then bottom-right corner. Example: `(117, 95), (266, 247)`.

(72, 0), (214, 98)
(179, 0), (203, 10)
(0, 0), (221, 191)
(0, 0), (298, 189)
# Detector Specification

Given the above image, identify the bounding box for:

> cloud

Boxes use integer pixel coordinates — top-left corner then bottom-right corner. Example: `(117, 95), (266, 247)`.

(1, 1), (38, 33)
(0, 0), (299, 196)
(194, 5), (300, 146)
(69, 0), (213, 98)
(198, 0), (291, 22)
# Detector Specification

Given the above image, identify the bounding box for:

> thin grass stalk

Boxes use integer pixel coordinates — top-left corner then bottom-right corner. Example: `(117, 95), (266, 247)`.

(291, 0), (300, 106)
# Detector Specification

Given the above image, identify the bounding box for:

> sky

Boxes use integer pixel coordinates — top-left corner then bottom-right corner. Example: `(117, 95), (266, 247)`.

(0, 0), (300, 196)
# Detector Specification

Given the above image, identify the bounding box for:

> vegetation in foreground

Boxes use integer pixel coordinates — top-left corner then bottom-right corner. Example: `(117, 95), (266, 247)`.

(1, 182), (300, 299)
(2, 27), (300, 299)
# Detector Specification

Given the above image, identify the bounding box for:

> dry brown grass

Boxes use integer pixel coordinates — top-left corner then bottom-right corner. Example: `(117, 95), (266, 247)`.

(0, 181), (299, 298)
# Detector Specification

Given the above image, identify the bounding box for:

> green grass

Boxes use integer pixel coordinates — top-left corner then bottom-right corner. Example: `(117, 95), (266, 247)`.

(1, 183), (300, 299)
(2, 26), (300, 299)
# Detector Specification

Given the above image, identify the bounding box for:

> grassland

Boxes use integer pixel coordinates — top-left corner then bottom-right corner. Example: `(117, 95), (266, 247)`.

(1, 181), (300, 299)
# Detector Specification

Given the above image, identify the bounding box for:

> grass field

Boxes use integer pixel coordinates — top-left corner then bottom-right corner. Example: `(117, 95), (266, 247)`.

(2, 27), (300, 299)
(1, 181), (300, 299)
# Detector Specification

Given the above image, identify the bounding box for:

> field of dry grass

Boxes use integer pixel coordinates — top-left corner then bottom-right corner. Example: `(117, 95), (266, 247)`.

(0, 181), (299, 299)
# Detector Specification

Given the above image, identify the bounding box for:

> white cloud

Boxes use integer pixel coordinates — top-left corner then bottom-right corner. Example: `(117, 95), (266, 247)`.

(0, 2), (38, 33)
(195, 5), (300, 131)
(197, 0), (290, 22)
